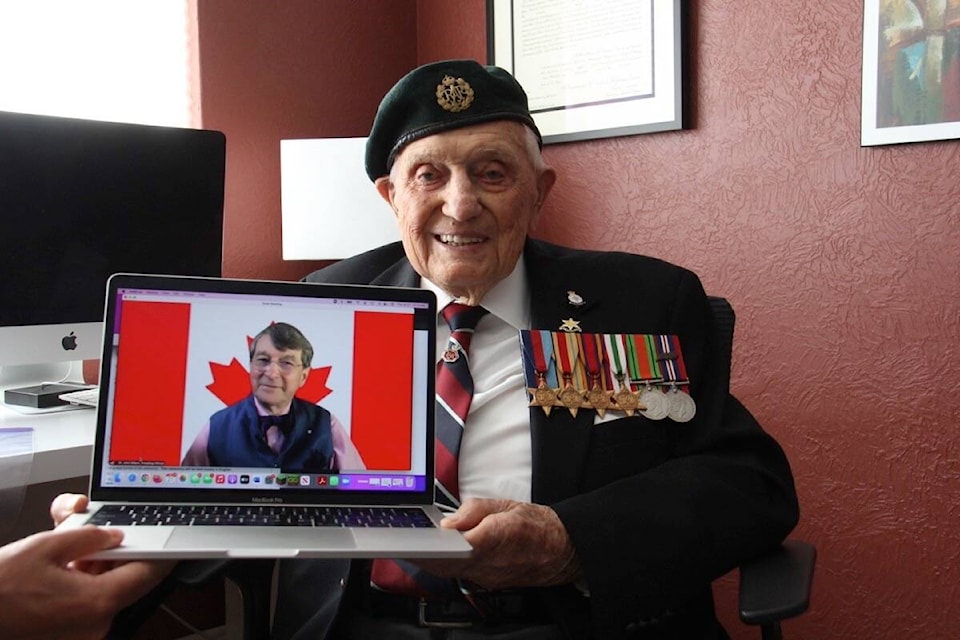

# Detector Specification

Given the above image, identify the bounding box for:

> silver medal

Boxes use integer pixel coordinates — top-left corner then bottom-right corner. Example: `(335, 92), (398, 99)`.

(638, 385), (669, 420)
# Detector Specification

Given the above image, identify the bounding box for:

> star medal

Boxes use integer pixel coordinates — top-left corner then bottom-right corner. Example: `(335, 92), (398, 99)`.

(552, 331), (586, 417)
(530, 381), (560, 416)
(605, 334), (644, 416)
(581, 333), (614, 417)
(520, 330), (559, 416)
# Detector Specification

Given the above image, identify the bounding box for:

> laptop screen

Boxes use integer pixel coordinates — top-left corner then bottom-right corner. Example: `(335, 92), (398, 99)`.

(90, 274), (436, 505)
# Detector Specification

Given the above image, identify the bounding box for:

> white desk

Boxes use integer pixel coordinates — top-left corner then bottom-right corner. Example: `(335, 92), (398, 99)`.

(0, 403), (96, 485)
(0, 403), (94, 544)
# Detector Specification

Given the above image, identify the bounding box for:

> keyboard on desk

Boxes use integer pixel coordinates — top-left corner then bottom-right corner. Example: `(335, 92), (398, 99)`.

(58, 387), (99, 407)
(88, 504), (435, 528)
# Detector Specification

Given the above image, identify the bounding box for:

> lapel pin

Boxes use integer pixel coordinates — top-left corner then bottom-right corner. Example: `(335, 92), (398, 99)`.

(567, 290), (585, 306)
(559, 318), (582, 333)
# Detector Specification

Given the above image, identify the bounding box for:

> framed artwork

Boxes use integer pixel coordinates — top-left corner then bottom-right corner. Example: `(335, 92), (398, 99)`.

(861, 0), (960, 146)
(487, 0), (684, 145)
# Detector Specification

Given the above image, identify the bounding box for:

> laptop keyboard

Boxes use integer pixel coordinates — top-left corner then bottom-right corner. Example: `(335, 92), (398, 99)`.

(88, 504), (435, 528)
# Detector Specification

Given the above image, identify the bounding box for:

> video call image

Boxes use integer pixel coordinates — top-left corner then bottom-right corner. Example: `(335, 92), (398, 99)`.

(100, 292), (426, 483)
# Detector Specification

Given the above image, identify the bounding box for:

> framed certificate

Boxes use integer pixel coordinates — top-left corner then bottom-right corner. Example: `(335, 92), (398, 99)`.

(487, 0), (685, 144)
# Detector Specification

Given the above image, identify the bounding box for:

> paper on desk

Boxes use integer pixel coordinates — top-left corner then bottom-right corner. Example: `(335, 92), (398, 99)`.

(0, 428), (34, 534)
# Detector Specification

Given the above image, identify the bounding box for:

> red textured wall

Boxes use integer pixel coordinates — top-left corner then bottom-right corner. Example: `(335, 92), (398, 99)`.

(535, 4), (960, 639)
(196, 0), (420, 281)
(197, 2), (960, 638)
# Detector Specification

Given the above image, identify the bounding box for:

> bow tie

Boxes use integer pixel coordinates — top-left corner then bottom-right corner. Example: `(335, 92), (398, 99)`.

(259, 413), (294, 436)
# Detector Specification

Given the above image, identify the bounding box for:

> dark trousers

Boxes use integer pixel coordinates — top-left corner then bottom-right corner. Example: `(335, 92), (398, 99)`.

(271, 558), (573, 640)
(330, 561), (571, 640)
(331, 617), (566, 639)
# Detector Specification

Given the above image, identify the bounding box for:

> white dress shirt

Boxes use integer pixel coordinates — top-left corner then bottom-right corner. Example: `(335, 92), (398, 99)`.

(423, 262), (533, 503)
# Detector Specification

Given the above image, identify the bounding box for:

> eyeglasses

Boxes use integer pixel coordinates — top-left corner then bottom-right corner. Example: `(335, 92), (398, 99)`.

(251, 356), (304, 374)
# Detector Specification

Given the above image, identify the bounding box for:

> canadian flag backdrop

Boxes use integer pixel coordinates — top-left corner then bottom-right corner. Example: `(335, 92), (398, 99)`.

(108, 299), (415, 470)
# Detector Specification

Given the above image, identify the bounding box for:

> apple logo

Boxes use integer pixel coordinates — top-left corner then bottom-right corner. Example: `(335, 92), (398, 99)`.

(61, 331), (78, 351)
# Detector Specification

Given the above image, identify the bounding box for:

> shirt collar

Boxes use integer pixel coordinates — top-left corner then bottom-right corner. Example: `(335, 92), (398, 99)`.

(253, 396), (292, 418)
(421, 257), (530, 330)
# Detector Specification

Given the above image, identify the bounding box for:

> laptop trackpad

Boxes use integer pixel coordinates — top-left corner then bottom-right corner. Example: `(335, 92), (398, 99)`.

(165, 527), (357, 558)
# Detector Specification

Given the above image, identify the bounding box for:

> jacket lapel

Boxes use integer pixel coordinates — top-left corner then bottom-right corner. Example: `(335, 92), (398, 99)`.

(524, 241), (597, 504)
(368, 259), (419, 288)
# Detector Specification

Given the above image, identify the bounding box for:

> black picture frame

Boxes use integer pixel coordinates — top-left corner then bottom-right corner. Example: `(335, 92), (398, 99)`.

(487, 0), (685, 144)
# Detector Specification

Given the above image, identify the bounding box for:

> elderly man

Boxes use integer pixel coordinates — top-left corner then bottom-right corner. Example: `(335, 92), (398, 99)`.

(272, 59), (799, 640)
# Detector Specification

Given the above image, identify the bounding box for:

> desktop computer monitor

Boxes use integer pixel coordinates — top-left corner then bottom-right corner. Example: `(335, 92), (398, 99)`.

(0, 110), (225, 389)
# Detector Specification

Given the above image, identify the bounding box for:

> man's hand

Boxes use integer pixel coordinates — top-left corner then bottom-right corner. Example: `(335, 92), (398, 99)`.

(0, 527), (171, 640)
(51, 492), (89, 526)
(415, 498), (581, 591)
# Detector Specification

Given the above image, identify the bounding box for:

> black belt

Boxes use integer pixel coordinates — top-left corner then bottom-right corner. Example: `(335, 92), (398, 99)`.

(367, 588), (552, 628)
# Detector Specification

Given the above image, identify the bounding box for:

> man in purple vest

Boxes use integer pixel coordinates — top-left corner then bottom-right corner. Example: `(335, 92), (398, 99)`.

(181, 322), (364, 473)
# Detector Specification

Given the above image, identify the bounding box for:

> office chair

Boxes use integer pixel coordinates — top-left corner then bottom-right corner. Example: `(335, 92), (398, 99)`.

(109, 297), (815, 640)
(738, 538), (816, 640)
(706, 296), (816, 639)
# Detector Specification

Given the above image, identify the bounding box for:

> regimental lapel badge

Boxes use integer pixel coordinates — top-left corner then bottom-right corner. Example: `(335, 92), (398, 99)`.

(567, 290), (585, 306)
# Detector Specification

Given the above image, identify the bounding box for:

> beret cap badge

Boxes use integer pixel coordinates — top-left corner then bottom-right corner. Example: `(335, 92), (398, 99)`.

(436, 75), (475, 113)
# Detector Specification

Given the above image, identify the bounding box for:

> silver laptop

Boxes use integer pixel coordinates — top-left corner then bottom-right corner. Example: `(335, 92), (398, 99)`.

(60, 273), (471, 560)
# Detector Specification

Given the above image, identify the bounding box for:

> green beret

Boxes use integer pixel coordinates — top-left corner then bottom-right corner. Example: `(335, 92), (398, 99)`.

(364, 59), (542, 181)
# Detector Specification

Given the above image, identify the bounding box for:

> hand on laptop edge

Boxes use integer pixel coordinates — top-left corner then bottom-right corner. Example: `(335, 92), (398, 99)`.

(0, 495), (174, 640)
(415, 497), (582, 590)
(51, 492), (89, 526)
(50, 492), (177, 576)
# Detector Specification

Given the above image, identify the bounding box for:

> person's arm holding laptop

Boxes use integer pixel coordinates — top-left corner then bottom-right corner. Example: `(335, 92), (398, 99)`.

(0, 493), (172, 640)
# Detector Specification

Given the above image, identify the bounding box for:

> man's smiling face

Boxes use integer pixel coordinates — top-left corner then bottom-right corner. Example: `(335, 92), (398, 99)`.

(376, 120), (554, 305)
(249, 334), (308, 415)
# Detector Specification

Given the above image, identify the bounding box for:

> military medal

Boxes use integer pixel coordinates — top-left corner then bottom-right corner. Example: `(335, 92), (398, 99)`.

(665, 385), (696, 422)
(581, 333), (614, 417)
(655, 334), (696, 423)
(520, 328), (695, 423)
(629, 335), (668, 421)
(638, 383), (670, 420)
(553, 331), (586, 416)
(520, 330), (559, 416)
(627, 333), (670, 420)
(604, 333), (644, 416)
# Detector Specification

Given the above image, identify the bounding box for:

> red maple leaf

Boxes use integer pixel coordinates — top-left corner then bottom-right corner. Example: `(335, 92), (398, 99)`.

(205, 334), (333, 406)
(206, 358), (253, 406)
(294, 365), (333, 404)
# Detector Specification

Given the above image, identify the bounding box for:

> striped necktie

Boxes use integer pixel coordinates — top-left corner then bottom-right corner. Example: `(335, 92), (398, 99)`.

(434, 303), (488, 509)
(370, 302), (488, 596)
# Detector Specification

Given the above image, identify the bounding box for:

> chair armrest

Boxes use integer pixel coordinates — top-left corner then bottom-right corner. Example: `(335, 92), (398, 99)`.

(739, 539), (816, 625)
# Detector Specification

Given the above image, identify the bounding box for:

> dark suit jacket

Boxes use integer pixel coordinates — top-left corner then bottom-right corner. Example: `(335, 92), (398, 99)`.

(293, 239), (798, 639)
